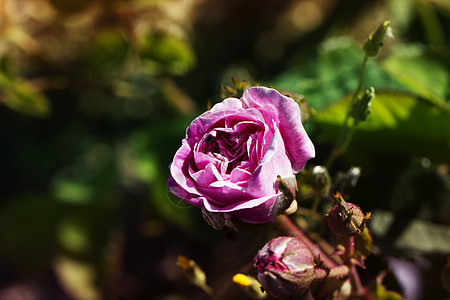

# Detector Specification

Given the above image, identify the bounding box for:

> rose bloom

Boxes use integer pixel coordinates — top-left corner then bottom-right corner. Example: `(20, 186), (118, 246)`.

(168, 86), (314, 224)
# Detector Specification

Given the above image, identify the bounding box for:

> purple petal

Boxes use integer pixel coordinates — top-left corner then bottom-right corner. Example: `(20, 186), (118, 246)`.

(200, 180), (249, 207)
(247, 123), (293, 198)
(224, 193), (281, 223)
(186, 102), (265, 147)
(242, 86), (315, 172)
(229, 167), (252, 184)
(168, 139), (201, 201)
(204, 193), (276, 213)
(190, 163), (223, 188)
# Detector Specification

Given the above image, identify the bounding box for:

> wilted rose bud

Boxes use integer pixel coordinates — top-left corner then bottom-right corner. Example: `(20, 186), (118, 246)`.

(253, 236), (316, 299)
(312, 166), (331, 196)
(326, 192), (370, 238)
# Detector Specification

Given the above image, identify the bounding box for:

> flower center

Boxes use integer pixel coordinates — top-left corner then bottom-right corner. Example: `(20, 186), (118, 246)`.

(202, 131), (250, 173)
(199, 121), (261, 174)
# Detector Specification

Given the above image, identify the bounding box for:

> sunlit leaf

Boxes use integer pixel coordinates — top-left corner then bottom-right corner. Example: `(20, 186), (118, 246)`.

(355, 227), (373, 259)
(52, 179), (94, 204)
(382, 45), (450, 104)
(370, 210), (450, 254)
(54, 255), (100, 300)
(272, 37), (402, 110)
(429, 0), (450, 13)
(313, 91), (450, 162)
(386, 0), (416, 33)
(58, 218), (91, 255)
(371, 282), (405, 300)
(0, 73), (51, 118)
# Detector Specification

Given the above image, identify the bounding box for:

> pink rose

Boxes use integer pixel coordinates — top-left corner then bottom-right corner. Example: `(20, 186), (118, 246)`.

(168, 86), (315, 225)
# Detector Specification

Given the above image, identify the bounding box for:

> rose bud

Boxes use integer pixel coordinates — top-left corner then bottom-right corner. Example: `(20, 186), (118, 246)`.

(254, 236), (316, 299)
(326, 192), (371, 238)
(168, 86), (315, 227)
(312, 165), (331, 196)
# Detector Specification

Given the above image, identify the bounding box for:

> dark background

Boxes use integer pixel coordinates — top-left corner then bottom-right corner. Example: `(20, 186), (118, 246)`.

(0, 0), (449, 299)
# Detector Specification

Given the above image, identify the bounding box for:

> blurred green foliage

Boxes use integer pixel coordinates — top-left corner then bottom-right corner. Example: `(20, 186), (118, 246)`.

(315, 91), (450, 162)
(0, 0), (449, 299)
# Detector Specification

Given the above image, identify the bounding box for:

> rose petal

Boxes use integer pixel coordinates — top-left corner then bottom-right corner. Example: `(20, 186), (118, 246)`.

(242, 86), (315, 172)
(186, 98), (242, 140)
(247, 122), (292, 198)
(186, 102), (265, 147)
(168, 139), (201, 200)
(200, 180), (249, 207)
(204, 192), (276, 213)
(190, 163), (223, 187)
(224, 193), (281, 223)
(230, 167), (252, 184)
(193, 151), (217, 170)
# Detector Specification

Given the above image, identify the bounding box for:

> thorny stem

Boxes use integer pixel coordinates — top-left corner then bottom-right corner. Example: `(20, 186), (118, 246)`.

(308, 193), (321, 226)
(314, 265), (350, 281)
(275, 214), (367, 296)
(343, 236), (364, 296)
(275, 215), (339, 268)
(326, 54), (368, 169)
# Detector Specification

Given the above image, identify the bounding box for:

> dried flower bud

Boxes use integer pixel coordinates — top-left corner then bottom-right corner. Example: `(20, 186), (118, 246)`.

(274, 175), (298, 216)
(201, 209), (227, 230)
(326, 192), (370, 238)
(312, 166), (331, 196)
(332, 166), (361, 196)
(254, 236), (316, 299)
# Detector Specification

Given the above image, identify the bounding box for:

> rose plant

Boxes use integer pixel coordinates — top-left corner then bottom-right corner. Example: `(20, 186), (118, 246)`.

(168, 86), (315, 225)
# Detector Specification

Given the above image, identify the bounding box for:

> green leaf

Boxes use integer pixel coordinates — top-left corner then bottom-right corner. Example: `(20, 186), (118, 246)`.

(313, 91), (450, 162)
(355, 227), (373, 259)
(54, 255), (100, 300)
(0, 73), (51, 118)
(370, 210), (450, 254)
(140, 34), (195, 75)
(52, 179), (94, 205)
(56, 203), (115, 259)
(430, 0), (450, 13)
(87, 30), (129, 73)
(382, 45), (450, 105)
(272, 37), (402, 110)
(371, 282), (405, 300)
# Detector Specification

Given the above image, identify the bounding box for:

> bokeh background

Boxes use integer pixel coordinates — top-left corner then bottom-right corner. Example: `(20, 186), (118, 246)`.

(0, 0), (449, 299)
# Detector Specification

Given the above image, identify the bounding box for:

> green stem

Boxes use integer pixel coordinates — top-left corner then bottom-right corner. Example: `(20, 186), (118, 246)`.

(308, 193), (321, 226)
(343, 237), (364, 296)
(326, 54), (368, 169)
(314, 265), (350, 281)
(325, 124), (356, 169)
